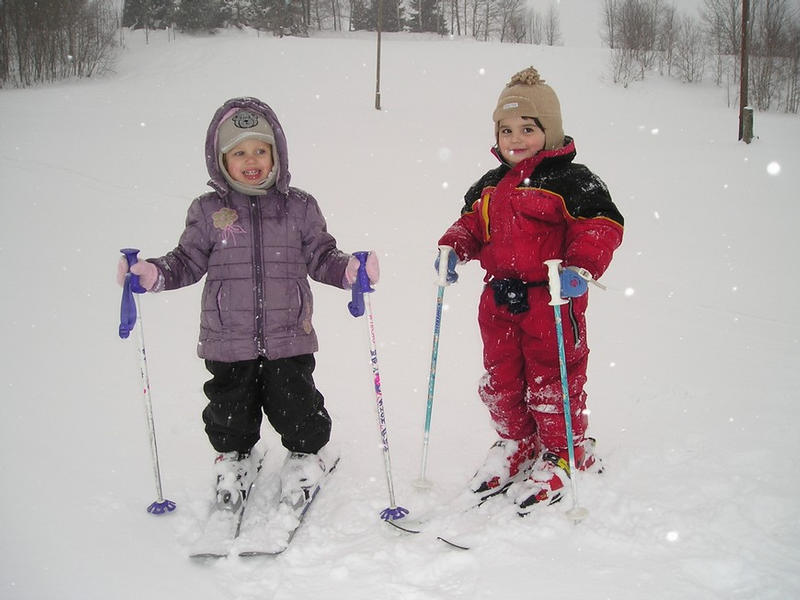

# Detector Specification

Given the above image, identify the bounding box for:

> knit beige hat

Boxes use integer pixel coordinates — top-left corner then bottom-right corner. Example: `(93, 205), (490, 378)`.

(492, 67), (564, 151)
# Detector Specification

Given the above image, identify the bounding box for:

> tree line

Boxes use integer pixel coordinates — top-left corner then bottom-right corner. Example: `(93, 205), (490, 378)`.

(0, 0), (119, 86)
(2, 0), (798, 114)
(603, 0), (800, 113)
(119, 0), (561, 43)
(0, 0), (561, 87)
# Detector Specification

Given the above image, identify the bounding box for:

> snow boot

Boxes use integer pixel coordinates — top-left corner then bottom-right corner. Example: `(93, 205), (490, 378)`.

(512, 437), (601, 514)
(468, 434), (539, 494)
(279, 450), (328, 510)
(213, 450), (258, 512)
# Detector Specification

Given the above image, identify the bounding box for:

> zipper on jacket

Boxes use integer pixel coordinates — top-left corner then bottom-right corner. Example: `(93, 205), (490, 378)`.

(568, 299), (581, 346)
(250, 197), (266, 355)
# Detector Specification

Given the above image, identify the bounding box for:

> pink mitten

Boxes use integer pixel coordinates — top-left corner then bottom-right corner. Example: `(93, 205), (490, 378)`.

(117, 256), (159, 291)
(365, 251), (380, 284)
(344, 256), (359, 286)
(116, 256), (129, 286)
(130, 260), (159, 291)
(344, 251), (380, 287)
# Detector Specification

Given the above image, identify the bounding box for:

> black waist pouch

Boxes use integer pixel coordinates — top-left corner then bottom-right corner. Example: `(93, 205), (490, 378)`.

(489, 278), (547, 315)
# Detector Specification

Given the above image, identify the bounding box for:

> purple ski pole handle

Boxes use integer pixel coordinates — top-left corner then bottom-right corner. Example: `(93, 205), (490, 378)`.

(121, 248), (147, 294)
(347, 251), (374, 317)
(118, 248), (147, 339)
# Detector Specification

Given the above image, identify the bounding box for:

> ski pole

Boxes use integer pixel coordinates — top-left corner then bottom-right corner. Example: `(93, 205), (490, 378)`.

(544, 259), (588, 522)
(119, 248), (176, 515)
(414, 245), (453, 489)
(348, 251), (409, 521)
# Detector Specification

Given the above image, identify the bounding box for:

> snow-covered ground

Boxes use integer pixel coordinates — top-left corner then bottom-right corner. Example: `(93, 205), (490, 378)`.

(2, 20), (799, 600)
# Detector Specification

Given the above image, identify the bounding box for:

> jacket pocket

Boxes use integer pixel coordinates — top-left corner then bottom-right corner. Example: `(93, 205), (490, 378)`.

(200, 280), (224, 333)
(296, 280), (314, 334)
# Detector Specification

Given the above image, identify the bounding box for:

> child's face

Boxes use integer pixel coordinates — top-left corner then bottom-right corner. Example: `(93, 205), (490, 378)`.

(497, 116), (546, 165)
(223, 139), (274, 186)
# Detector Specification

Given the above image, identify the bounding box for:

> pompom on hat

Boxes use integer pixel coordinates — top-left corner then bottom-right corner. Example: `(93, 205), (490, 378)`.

(492, 67), (564, 151)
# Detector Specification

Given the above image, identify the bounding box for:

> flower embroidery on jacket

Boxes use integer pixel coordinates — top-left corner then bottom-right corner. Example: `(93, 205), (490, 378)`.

(212, 207), (246, 245)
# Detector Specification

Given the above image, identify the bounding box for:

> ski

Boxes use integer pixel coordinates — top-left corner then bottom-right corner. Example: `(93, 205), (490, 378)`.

(436, 535), (471, 551)
(235, 456), (340, 557)
(385, 482), (513, 550)
(386, 519), (471, 550)
(188, 508), (246, 559)
(188, 454), (265, 560)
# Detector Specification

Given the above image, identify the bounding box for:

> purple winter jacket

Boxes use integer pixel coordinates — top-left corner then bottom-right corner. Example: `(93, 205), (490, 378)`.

(150, 97), (350, 362)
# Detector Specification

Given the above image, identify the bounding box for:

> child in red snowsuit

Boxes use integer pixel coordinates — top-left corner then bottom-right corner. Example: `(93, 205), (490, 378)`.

(437, 67), (624, 513)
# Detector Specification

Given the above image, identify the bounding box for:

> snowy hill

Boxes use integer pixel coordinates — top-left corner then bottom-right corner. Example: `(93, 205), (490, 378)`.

(1, 24), (799, 600)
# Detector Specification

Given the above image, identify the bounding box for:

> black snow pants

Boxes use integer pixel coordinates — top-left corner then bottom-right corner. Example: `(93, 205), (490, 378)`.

(202, 354), (331, 455)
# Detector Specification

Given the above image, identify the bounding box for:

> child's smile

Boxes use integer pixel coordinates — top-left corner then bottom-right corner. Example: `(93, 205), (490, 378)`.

(497, 116), (546, 165)
(241, 167), (265, 182)
(224, 139), (274, 186)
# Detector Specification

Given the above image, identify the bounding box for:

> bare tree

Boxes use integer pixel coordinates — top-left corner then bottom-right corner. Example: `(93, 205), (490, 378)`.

(786, 20), (800, 112)
(450, 0), (460, 34)
(700, 0), (741, 89)
(657, 3), (677, 75)
(480, 0), (491, 40)
(602, 0), (618, 48)
(701, 0), (741, 54)
(750, 0), (794, 110)
(1, 0), (119, 87)
(606, 0), (659, 82)
(543, 3), (561, 46)
(527, 9), (543, 44)
(496, 0), (524, 42)
(674, 14), (707, 82)
(0, 3), (10, 83)
(611, 43), (637, 85)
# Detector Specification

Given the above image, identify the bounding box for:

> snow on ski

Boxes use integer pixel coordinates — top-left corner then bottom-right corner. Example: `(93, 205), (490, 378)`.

(188, 508), (246, 559)
(235, 456), (340, 557)
(188, 453), (265, 560)
(385, 483), (514, 550)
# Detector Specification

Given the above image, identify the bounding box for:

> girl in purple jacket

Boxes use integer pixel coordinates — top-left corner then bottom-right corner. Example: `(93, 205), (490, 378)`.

(118, 97), (378, 513)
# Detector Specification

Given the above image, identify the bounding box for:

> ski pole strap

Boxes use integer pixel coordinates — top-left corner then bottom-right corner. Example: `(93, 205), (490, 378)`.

(119, 275), (136, 339)
(347, 251), (374, 317)
(488, 277), (547, 315)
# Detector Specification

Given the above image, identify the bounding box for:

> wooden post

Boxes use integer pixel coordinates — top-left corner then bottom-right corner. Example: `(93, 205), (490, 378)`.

(375, 0), (382, 110)
(738, 0), (751, 142)
(742, 106), (754, 143)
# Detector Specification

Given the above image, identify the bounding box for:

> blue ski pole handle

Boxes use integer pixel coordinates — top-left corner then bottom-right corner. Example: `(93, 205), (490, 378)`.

(347, 251), (374, 317)
(121, 248), (147, 293)
(119, 248), (146, 339)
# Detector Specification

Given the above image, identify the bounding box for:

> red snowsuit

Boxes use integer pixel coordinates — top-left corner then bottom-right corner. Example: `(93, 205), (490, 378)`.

(438, 138), (623, 450)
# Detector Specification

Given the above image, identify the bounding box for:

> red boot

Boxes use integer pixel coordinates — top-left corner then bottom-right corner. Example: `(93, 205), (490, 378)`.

(512, 438), (601, 514)
(469, 435), (539, 494)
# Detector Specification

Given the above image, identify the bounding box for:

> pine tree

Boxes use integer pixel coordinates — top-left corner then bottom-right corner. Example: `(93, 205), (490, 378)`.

(174, 0), (225, 32)
(122, 0), (174, 29)
(261, 0), (308, 36)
